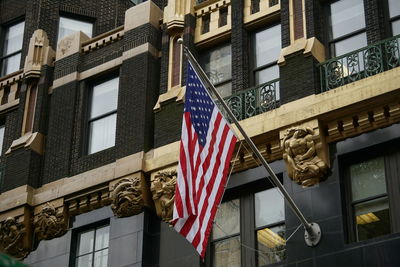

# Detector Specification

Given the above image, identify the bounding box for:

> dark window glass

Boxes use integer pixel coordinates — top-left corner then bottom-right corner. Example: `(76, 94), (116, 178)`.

(219, 7), (228, 27)
(75, 225), (109, 267)
(171, 37), (182, 87)
(58, 17), (93, 41)
(88, 77), (119, 154)
(212, 199), (241, 267)
(1, 21), (25, 76)
(349, 157), (391, 241)
(202, 14), (210, 34)
(251, 0), (260, 14)
(0, 124), (5, 156)
(254, 188), (286, 266)
(200, 43), (232, 98)
(329, 0), (366, 56)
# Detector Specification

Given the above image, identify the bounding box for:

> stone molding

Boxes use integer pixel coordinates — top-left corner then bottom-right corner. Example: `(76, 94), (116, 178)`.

(150, 168), (177, 222)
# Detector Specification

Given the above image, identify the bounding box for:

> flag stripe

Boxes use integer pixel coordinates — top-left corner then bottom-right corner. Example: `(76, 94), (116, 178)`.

(172, 61), (237, 258)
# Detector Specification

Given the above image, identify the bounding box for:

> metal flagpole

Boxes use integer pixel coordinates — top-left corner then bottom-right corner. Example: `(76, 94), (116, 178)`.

(178, 39), (322, 247)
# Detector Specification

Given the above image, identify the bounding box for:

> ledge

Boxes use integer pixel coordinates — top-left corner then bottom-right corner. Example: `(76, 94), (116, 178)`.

(278, 37), (325, 65)
(153, 85), (185, 111)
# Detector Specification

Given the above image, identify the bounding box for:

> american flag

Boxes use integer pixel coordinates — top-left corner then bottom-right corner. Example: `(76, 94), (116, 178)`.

(172, 62), (238, 258)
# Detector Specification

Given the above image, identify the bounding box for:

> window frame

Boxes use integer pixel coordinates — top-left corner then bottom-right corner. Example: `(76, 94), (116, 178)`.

(85, 74), (119, 155)
(340, 139), (400, 243)
(385, 0), (400, 36)
(250, 22), (281, 87)
(207, 176), (286, 267)
(326, 0), (367, 57)
(0, 19), (25, 77)
(69, 219), (110, 267)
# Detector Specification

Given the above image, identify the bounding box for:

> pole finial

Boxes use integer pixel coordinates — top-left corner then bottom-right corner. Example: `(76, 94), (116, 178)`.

(177, 38), (183, 44)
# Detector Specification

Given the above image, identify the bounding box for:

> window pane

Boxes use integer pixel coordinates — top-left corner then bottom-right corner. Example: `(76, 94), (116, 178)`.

(253, 24), (281, 68)
(95, 226), (110, 250)
(355, 197), (391, 241)
(200, 44), (232, 85)
(212, 199), (240, 240)
(58, 17), (93, 41)
(94, 249), (108, 267)
(334, 32), (367, 57)
(330, 0), (365, 39)
(76, 254), (93, 267)
(90, 77), (119, 119)
(1, 53), (22, 76)
(350, 157), (386, 202)
(255, 65), (279, 85)
(3, 21), (25, 55)
(0, 125), (4, 156)
(255, 188), (284, 228)
(78, 230), (94, 255)
(256, 225), (286, 266)
(88, 114), (117, 154)
(213, 236), (241, 267)
(389, 0), (400, 18)
(215, 82), (232, 98)
(392, 20), (400, 36)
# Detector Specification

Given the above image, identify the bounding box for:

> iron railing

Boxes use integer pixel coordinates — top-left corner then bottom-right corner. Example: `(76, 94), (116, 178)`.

(319, 34), (400, 92)
(217, 79), (280, 122)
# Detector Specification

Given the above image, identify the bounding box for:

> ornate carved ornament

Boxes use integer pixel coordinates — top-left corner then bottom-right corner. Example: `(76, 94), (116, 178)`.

(151, 170), (177, 222)
(282, 127), (328, 187)
(0, 217), (28, 259)
(111, 177), (144, 217)
(34, 203), (67, 241)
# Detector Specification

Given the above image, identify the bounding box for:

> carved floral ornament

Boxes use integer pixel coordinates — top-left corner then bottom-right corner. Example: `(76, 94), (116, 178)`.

(282, 127), (328, 187)
(0, 217), (28, 259)
(111, 177), (144, 217)
(151, 170), (177, 223)
(34, 202), (67, 241)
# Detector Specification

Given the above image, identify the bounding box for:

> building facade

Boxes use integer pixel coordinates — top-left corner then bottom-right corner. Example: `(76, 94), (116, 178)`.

(0, 0), (400, 266)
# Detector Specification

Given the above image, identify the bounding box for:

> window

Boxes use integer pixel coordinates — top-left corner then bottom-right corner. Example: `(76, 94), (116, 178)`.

(88, 77), (119, 154)
(388, 0), (400, 36)
(58, 16), (93, 41)
(200, 43), (232, 98)
(74, 224), (109, 267)
(171, 36), (182, 88)
(210, 187), (286, 266)
(219, 7), (228, 28)
(328, 0), (367, 57)
(202, 14), (211, 34)
(1, 21), (25, 76)
(251, 24), (281, 86)
(212, 199), (241, 267)
(0, 123), (5, 156)
(22, 82), (38, 134)
(343, 143), (400, 243)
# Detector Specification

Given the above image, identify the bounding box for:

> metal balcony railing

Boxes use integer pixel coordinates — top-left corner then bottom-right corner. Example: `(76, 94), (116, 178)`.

(319, 34), (400, 92)
(217, 79), (280, 122)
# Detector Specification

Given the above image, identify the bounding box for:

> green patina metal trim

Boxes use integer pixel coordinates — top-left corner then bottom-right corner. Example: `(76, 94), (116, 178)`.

(0, 253), (30, 267)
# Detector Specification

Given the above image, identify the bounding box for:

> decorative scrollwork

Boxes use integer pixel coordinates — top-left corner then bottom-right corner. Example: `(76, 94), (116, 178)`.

(34, 203), (67, 241)
(385, 38), (400, 68)
(111, 177), (144, 218)
(151, 170), (177, 222)
(364, 46), (382, 76)
(226, 96), (242, 121)
(259, 83), (278, 111)
(0, 217), (28, 259)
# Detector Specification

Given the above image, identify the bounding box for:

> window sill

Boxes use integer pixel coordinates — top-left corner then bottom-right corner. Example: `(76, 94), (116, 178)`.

(153, 85), (185, 111)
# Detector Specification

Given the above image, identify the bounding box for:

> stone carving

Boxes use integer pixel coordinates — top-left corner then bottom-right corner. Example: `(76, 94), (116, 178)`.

(111, 177), (144, 217)
(0, 217), (28, 259)
(58, 36), (74, 56)
(34, 203), (67, 241)
(151, 170), (177, 222)
(282, 127), (328, 186)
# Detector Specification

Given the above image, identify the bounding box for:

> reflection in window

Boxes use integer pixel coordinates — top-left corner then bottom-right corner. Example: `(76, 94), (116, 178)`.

(200, 43), (232, 98)
(75, 225), (109, 267)
(58, 17), (93, 41)
(389, 0), (400, 36)
(349, 157), (391, 241)
(329, 0), (366, 57)
(171, 36), (182, 87)
(1, 21), (25, 76)
(202, 14), (211, 34)
(212, 199), (241, 267)
(219, 7), (228, 27)
(254, 188), (286, 266)
(88, 77), (119, 154)
(0, 124), (4, 156)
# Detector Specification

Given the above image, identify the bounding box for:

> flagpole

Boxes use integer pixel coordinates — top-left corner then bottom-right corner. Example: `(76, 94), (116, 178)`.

(179, 39), (322, 247)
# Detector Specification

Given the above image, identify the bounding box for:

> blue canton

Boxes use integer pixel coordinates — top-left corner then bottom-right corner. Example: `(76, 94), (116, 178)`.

(185, 63), (215, 147)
